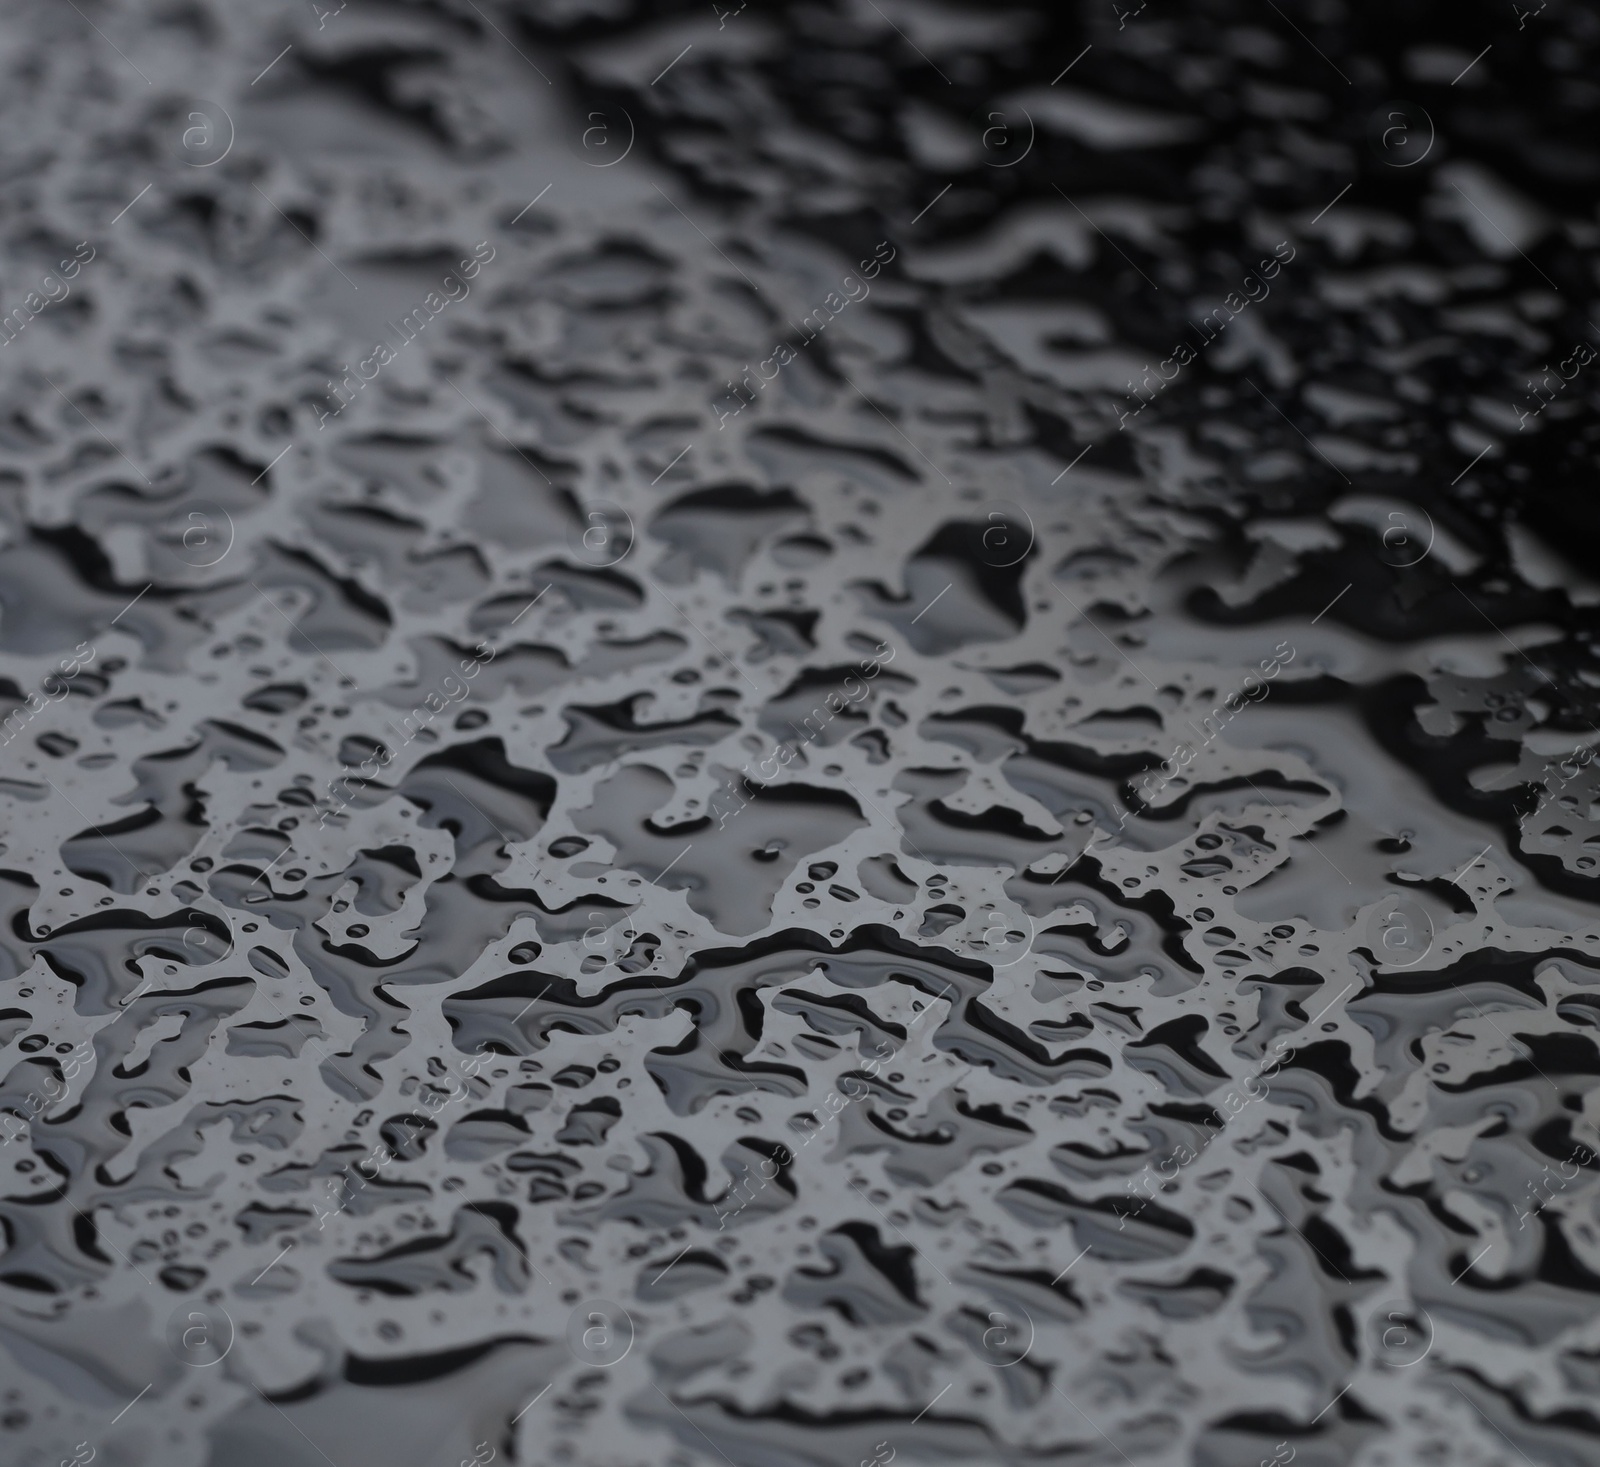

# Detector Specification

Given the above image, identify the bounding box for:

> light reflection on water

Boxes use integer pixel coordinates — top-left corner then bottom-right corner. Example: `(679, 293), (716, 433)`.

(0, 2), (1598, 1465)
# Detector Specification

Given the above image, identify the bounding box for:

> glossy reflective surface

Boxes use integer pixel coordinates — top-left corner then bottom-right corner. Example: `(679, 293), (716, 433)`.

(1, 2), (1599, 1465)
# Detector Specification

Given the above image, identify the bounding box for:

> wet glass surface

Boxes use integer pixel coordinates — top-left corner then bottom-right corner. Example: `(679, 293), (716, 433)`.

(1, 1), (1600, 1463)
